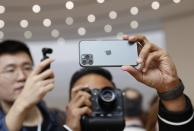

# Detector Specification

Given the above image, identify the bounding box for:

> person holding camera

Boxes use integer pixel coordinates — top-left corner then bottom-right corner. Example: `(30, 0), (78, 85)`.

(64, 67), (123, 131)
(64, 35), (194, 131)
(0, 40), (66, 131)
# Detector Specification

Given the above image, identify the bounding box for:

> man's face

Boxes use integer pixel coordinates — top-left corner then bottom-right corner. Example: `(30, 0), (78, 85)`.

(0, 52), (33, 102)
(73, 73), (114, 91)
(70, 73), (114, 100)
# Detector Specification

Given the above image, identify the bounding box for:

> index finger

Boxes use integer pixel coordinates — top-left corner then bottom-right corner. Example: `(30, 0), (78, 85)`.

(123, 34), (149, 44)
(71, 85), (89, 99)
(31, 58), (54, 76)
(123, 35), (159, 50)
(123, 35), (159, 68)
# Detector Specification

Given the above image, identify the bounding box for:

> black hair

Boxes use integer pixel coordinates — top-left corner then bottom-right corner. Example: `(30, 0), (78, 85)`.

(69, 67), (115, 99)
(0, 40), (33, 63)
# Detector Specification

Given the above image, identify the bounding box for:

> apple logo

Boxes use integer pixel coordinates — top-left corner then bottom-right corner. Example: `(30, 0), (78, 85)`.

(105, 50), (112, 55)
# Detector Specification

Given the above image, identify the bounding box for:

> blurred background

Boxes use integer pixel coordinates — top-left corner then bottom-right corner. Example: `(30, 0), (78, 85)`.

(0, 0), (193, 110)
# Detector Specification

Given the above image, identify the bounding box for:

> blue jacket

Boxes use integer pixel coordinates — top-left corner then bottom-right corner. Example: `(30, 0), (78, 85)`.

(0, 102), (66, 131)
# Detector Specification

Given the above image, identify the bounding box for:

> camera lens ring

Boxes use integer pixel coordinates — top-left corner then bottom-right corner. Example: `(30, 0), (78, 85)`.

(100, 89), (116, 103)
(82, 59), (87, 65)
(85, 54), (90, 59)
(88, 59), (93, 65)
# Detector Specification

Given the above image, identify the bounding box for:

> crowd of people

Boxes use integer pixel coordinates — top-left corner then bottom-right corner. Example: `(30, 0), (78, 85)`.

(0, 35), (193, 131)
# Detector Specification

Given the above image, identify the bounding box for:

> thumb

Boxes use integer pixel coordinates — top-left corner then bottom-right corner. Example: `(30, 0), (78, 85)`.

(121, 65), (142, 81)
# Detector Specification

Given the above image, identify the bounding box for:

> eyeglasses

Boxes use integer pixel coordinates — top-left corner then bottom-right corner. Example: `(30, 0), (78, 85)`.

(0, 65), (33, 80)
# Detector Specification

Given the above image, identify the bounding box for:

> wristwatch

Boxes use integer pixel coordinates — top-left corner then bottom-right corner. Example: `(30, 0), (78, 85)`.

(158, 80), (184, 101)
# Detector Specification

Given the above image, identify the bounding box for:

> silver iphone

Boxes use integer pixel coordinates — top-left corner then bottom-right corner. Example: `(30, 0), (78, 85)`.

(79, 40), (139, 67)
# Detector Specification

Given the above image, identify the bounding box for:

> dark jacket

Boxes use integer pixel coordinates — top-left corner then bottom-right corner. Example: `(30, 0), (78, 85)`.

(158, 95), (194, 131)
(0, 101), (67, 131)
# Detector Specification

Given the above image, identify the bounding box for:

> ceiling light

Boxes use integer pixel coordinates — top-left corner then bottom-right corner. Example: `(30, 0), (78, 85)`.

(97, 0), (105, 4)
(104, 24), (112, 33)
(78, 27), (86, 36)
(57, 37), (65, 45)
(20, 19), (29, 28)
(66, 17), (74, 25)
(51, 29), (60, 38)
(0, 5), (5, 14)
(109, 11), (118, 19)
(43, 18), (52, 27)
(87, 14), (96, 23)
(173, 0), (181, 4)
(130, 20), (139, 29)
(0, 20), (5, 29)
(66, 1), (74, 10)
(0, 31), (4, 39)
(130, 7), (139, 15)
(151, 1), (160, 10)
(32, 4), (41, 14)
(24, 31), (32, 39)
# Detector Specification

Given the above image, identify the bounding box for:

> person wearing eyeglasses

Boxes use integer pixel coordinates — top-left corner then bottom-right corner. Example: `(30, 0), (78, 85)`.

(0, 40), (66, 131)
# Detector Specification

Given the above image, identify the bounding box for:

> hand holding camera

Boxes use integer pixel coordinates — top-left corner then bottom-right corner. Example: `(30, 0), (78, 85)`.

(66, 85), (125, 131)
(81, 87), (125, 131)
(65, 85), (92, 131)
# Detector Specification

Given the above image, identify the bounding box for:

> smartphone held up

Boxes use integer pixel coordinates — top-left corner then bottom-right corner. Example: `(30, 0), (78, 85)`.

(79, 40), (139, 67)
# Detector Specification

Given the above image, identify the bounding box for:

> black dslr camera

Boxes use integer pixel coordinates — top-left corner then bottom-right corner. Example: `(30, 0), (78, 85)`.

(81, 87), (125, 131)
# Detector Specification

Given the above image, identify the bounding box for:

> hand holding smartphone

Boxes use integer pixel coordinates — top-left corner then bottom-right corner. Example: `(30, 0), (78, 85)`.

(79, 40), (139, 67)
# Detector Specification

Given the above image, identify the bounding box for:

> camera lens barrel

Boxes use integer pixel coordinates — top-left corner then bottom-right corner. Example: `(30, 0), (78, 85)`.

(99, 88), (116, 111)
(100, 88), (116, 102)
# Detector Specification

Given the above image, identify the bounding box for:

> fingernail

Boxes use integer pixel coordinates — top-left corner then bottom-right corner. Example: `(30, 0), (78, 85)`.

(50, 59), (55, 62)
(129, 36), (135, 40)
(142, 68), (146, 73)
(121, 66), (129, 71)
(137, 57), (143, 63)
(123, 35), (128, 40)
(135, 64), (141, 70)
(123, 35), (128, 37)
